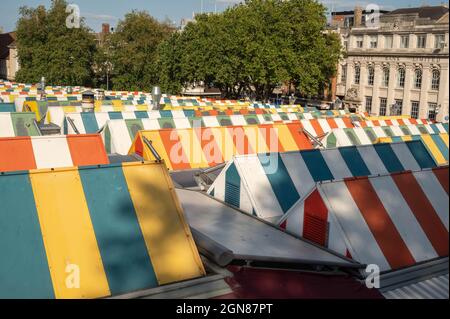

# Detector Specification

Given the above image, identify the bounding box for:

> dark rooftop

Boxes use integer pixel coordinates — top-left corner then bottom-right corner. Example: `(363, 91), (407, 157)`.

(0, 32), (16, 60)
(386, 5), (449, 20)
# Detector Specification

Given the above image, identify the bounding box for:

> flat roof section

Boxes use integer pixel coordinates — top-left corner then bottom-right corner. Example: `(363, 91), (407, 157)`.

(176, 188), (361, 269)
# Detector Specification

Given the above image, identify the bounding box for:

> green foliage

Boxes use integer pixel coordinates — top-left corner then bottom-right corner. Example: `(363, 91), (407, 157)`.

(158, 0), (343, 99)
(13, 0), (341, 99)
(107, 11), (174, 91)
(15, 0), (97, 86)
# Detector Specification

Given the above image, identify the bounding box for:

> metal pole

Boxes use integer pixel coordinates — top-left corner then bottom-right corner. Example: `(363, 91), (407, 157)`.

(143, 136), (162, 162)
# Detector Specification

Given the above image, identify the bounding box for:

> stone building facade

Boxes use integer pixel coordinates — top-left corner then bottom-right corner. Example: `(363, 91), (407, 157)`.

(0, 32), (18, 81)
(336, 6), (449, 122)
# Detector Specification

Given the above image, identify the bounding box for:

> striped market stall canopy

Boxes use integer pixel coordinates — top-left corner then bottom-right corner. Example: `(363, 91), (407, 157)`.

(0, 113), (40, 137)
(378, 134), (449, 166)
(0, 135), (109, 173)
(0, 103), (16, 112)
(355, 119), (434, 127)
(63, 110), (198, 134)
(193, 109), (271, 116)
(297, 118), (355, 137)
(193, 109), (363, 120)
(129, 123), (313, 170)
(162, 104), (304, 113)
(324, 123), (449, 148)
(0, 162), (205, 298)
(75, 113), (299, 137)
(44, 103), (155, 126)
(364, 115), (416, 121)
(207, 141), (439, 222)
(22, 100), (52, 121)
(278, 167), (449, 272)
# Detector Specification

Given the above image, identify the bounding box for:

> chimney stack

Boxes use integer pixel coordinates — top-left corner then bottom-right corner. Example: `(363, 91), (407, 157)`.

(102, 23), (110, 34)
(354, 6), (363, 27)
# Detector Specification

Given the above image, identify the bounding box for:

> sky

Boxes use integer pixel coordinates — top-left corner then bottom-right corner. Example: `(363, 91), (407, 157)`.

(0, 0), (448, 32)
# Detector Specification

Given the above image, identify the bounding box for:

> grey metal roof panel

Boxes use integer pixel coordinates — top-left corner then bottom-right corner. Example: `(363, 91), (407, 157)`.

(383, 274), (449, 299)
(176, 189), (361, 268)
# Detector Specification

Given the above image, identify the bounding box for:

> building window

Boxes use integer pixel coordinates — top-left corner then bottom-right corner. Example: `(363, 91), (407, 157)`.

(431, 69), (440, 90)
(367, 66), (374, 86)
(417, 35), (426, 48)
(428, 103), (438, 120)
(354, 65), (361, 84)
(414, 69), (422, 89)
(384, 35), (393, 48)
(382, 67), (390, 87)
(340, 65), (347, 83)
(411, 101), (420, 119)
(356, 36), (364, 48)
(379, 98), (387, 116)
(400, 35), (409, 48)
(365, 96), (373, 114)
(343, 40), (348, 50)
(370, 36), (378, 48)
(435, 34), (445, 49)
(397, 68), (406, 88)
(393, 100), (403, 116)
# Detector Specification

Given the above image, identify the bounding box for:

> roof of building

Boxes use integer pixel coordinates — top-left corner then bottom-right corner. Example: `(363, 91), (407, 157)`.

(331, 10), (390, 16)
(380, 257), (449, 299)
(0, 32), (16, 60)
(176, 188), (361, 269)
(386, 6), (449, 20)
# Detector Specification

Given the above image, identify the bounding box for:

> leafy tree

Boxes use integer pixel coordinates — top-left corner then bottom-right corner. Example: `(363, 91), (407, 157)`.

(107, 11), (174, 91)
(15, 0), (97, 86)
(158, 0), (342, 100)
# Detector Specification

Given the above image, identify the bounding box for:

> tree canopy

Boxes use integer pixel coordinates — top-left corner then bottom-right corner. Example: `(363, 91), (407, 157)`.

(15, 0), (97, 86)
(14, 0), (341, 100)
(105, 11), (174, 91)
(158, 0), (342, 100)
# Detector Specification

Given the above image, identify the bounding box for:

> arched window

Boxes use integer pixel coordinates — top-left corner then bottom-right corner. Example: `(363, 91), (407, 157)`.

(382, 67), (390, 87)
(431, 69), (440, 90)
(340, 65), (347, 83)
(354, 65), (361, 84)
(368, 66), (375, 86)
(414, 69), (422, 89)
(397, 68), (406, 88)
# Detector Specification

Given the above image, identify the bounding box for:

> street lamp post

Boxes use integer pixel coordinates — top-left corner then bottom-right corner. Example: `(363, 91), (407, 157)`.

(390, 103), (400, 116)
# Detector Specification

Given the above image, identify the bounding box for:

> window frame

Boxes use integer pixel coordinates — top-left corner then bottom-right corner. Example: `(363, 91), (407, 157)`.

(354, 65), (361, 85)
(414, 69), (422, 89)
(416, 35), (426, 48)
(431, 69), (440, 90)
(428, 102), (438, 121)
(382, 67), (390, 87)
(370, 36), (378, 48)
(434, 34), (445, 49)
(379, 98), (387, 116)
(365, 96), (373, 114)
(400, 35), (409, 49)
(384, 35), (393, 49)
(368, 66), (375, 86)
(393, 99), (403, 116)
(356, 36), (364, 48)
(340, 65), (347, 83)
(397, 68), (406, 88)
(411, 101), (420, 119)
